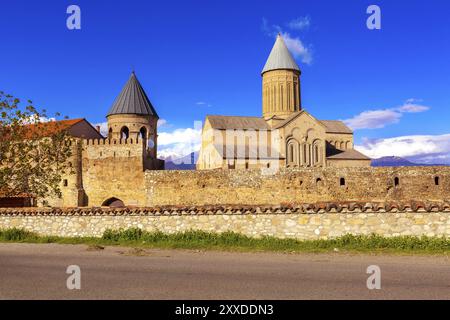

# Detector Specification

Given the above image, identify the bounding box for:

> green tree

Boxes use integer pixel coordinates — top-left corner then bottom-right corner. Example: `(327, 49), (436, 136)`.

(0, 91), (73, 200)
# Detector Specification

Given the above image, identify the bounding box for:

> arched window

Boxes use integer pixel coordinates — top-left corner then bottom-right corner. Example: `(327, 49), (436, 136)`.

(120, 126), (129, 140)
(288, 144), (294, 163)
(314, 144), (319, 164)
(340, 177), (346, 186)
(108, 128), (113, 139)
(139, 127), (147, 141)
(102, 197), (125, 207)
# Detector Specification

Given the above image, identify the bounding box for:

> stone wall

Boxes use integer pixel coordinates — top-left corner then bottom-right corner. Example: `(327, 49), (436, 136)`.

(145, 166), (450, 207)
(81, 139), (148, 207)
(1, 202), (449, 239)
(51, 158), (450, 208)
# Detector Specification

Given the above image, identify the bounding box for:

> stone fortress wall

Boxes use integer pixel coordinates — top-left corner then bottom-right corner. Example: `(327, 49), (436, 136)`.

(53, 145), (450, 209)
(144, 166), (450, 207)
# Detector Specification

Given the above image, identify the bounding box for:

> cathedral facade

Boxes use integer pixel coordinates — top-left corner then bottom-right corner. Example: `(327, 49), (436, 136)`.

(197, 34), (371, 170)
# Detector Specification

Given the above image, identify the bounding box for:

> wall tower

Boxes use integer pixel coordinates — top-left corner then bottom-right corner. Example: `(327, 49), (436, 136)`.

(106, 72), (159, 158)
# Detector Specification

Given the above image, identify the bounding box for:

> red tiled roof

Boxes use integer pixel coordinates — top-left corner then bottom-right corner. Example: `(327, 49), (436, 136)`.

(2, 118), (85, 140)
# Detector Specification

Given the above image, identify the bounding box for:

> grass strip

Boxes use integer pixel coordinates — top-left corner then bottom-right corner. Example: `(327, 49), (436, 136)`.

(0, 227), (449, 255)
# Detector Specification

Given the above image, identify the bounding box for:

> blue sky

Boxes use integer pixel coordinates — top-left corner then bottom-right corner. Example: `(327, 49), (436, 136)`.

(2, 0), (450, 162)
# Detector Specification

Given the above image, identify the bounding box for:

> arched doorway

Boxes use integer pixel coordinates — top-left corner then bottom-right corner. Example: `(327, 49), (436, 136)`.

(102, 197), (125, 207)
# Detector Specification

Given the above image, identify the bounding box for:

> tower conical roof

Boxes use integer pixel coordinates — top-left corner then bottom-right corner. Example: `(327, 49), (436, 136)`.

(261, 34), (300, 74)
(107, 72), (159, 118)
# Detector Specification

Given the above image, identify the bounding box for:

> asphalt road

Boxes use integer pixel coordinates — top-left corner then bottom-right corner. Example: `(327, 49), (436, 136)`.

(0, 243), (449, 300)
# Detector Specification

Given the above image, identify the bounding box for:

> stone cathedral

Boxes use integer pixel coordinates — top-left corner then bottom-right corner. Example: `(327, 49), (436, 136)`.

(197, 34), (371, 170)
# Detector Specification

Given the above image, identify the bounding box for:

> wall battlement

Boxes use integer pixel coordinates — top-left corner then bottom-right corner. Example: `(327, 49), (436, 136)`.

(83, 138), (145, 146)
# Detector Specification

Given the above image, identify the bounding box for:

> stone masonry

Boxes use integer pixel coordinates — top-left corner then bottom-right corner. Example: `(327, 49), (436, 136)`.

(1, 201), (449, 239)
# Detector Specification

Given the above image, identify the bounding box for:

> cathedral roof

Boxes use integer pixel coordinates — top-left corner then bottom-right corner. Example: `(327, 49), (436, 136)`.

(319, 120), (353, 134)
(326, 149), (371, 160)
(107, 72), (158, 118)
(262, 34), (300, 74)
(207, 115), (270, 130)
(271, 111), (353, 134)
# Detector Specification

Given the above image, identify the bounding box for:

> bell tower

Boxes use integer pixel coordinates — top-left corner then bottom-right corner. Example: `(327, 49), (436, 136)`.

(106, 71), (159, 158)
(262, 34), (302, 120)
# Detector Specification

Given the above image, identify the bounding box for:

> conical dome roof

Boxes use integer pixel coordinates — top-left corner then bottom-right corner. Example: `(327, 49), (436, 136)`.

(262, 34), (300, 74)
(107, 72), (158, 118)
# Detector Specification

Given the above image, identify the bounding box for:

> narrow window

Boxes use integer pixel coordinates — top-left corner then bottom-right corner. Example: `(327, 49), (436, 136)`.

(245, 162), (249, 169)
(340, 177), (346, 186)
(63, 179), (68, 187)
(267, 163), (270, 168)
(316, 178), (322, 186)
(315, 144), (319, 164)
(435, 176), (440, 186)
(394, 177), (399, 187)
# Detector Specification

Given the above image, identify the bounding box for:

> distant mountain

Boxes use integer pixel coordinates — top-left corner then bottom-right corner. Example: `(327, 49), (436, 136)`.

(164, 152), (198, 170)
(164, 154), (445, 169)
(371, 156), (447, 167)
(371, 156), (417, 167)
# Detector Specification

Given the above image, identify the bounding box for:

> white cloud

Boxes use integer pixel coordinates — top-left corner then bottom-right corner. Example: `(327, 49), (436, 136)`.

(94, 121), (108, 136)
(157, 118), (169, 127)
(196, 101), (212, 107)
(262, 18), (313, 65)
(281, 32), (313, 65)
(343, 100), (430, 130)
(23, 115), (56, 124)
(396, 103), (429, 113)
(287, 16), (311, 30)
(344, 109), (401, 130)
(158, 126), (202, 160)
(355, 134), (450, 163)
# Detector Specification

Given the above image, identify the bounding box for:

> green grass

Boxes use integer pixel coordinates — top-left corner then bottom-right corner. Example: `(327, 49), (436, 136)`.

(0, 227), (449, 255)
